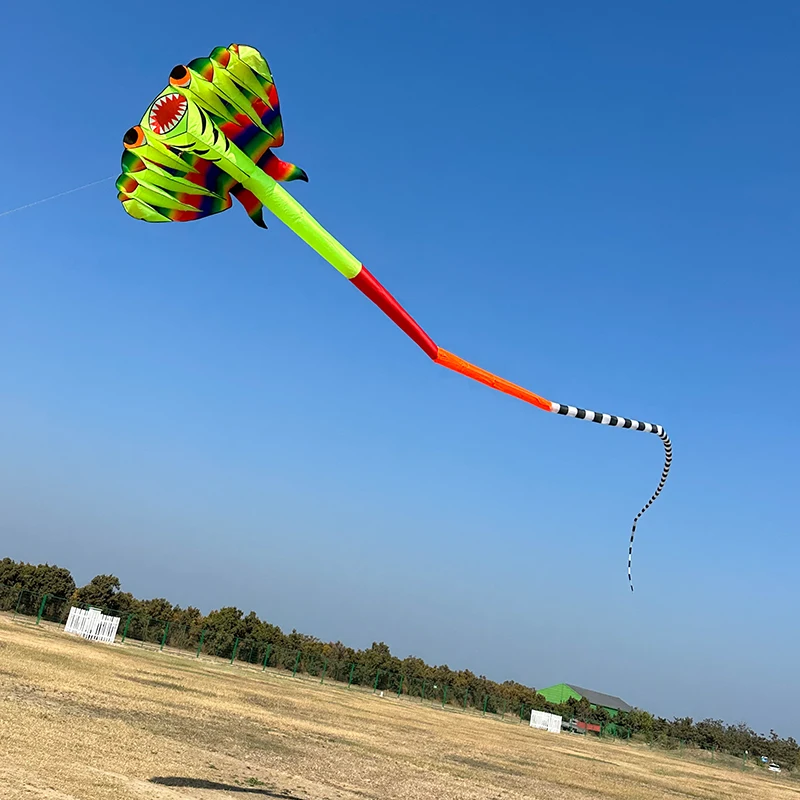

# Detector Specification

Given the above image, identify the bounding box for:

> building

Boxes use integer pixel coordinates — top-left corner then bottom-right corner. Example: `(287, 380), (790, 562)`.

(537, 683), (633, 717)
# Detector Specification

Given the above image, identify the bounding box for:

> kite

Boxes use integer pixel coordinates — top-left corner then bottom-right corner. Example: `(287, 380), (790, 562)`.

(117, 44), (672, 590)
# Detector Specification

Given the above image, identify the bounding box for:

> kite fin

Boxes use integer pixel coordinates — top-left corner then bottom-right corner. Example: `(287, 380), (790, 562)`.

(258, 150), (308, 182)
(232, 186), (268, 228)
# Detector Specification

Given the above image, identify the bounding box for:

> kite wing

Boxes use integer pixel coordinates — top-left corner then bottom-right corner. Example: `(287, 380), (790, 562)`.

(117, 44), (672, 590)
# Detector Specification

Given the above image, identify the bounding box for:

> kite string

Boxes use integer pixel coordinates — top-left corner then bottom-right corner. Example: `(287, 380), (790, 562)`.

(0, 176), (115, 219)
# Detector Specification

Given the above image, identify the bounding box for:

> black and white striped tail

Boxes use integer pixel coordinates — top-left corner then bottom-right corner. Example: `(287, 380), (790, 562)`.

(552, 402), (672, 591)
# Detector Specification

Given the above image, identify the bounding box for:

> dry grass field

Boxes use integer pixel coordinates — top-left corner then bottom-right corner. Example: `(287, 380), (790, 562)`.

(0, 615), (796, 800)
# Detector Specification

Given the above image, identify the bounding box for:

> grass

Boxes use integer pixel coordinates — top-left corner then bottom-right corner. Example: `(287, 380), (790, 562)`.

(0, 615), (797, 799)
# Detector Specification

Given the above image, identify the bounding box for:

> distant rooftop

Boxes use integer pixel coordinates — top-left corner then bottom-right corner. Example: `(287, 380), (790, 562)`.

(567, 684), (633, 713)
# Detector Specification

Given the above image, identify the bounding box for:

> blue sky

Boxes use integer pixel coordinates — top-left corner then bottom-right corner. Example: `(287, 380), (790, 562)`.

(1, 1), (798, 736)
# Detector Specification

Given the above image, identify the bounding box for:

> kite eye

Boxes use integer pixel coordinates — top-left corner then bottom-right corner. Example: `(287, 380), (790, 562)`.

(169, 64), (191, 88)
(123, 126), (145, 149)
(148, 92), (189, 136)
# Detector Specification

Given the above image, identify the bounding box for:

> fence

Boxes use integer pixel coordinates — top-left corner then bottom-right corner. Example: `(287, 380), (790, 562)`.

(0, 582), (632, 741)
(64, 606), (121, 643)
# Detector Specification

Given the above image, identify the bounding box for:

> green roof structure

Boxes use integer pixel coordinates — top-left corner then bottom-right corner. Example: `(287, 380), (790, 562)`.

(538, 683), (633, 717)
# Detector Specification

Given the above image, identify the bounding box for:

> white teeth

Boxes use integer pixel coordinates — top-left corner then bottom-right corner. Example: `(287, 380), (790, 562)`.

(149, 93), (188, 134)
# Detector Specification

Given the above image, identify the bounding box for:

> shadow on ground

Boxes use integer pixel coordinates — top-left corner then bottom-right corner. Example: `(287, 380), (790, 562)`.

(149, 777), (306, 797)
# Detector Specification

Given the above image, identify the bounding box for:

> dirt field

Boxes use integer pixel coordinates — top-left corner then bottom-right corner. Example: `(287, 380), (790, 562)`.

(0, 616), (796, 800)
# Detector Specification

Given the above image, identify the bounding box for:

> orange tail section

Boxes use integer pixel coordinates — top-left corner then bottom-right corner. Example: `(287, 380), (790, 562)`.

(434, 348), (553, 413)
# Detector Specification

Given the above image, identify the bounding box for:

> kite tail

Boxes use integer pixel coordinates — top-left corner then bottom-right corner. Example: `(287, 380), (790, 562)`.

(343, 269), (671, 590)
(629, 430), (671, 591)
(440, 357), (672, 591)
(342, 267), (673, 590)
(550, 402), (672, 592)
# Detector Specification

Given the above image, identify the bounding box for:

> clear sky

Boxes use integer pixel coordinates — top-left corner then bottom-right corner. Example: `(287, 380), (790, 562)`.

(1, 1), (798, 737)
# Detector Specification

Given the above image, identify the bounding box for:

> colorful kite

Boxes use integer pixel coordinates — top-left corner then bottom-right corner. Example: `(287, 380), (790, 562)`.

(117, 44), (672, 590)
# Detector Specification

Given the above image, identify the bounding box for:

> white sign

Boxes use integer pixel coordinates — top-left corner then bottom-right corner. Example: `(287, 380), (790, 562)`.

(64, 606), (121, 644)
(530, 709), (562, 734)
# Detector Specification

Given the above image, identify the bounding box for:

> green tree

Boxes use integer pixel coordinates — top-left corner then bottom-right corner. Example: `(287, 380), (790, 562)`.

(628, 708), (655, 736)
(139, 597), (175, 621)
(0, 558), (76, 598)
(202, 606), (245, 657)
(71, 574), (121, 609)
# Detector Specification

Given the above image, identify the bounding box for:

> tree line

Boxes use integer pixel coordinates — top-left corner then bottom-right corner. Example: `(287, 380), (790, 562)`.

(1, 556), (797, 770)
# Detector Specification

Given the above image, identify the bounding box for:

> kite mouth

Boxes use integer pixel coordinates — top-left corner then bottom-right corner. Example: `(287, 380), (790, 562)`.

(149, 92), (188, 136)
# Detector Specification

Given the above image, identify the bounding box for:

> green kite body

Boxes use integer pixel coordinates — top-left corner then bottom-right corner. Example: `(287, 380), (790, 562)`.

(118, 44), (361, 279)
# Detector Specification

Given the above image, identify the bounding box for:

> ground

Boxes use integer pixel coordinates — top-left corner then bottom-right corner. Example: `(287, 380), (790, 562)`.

(0, 616), (796, 800)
